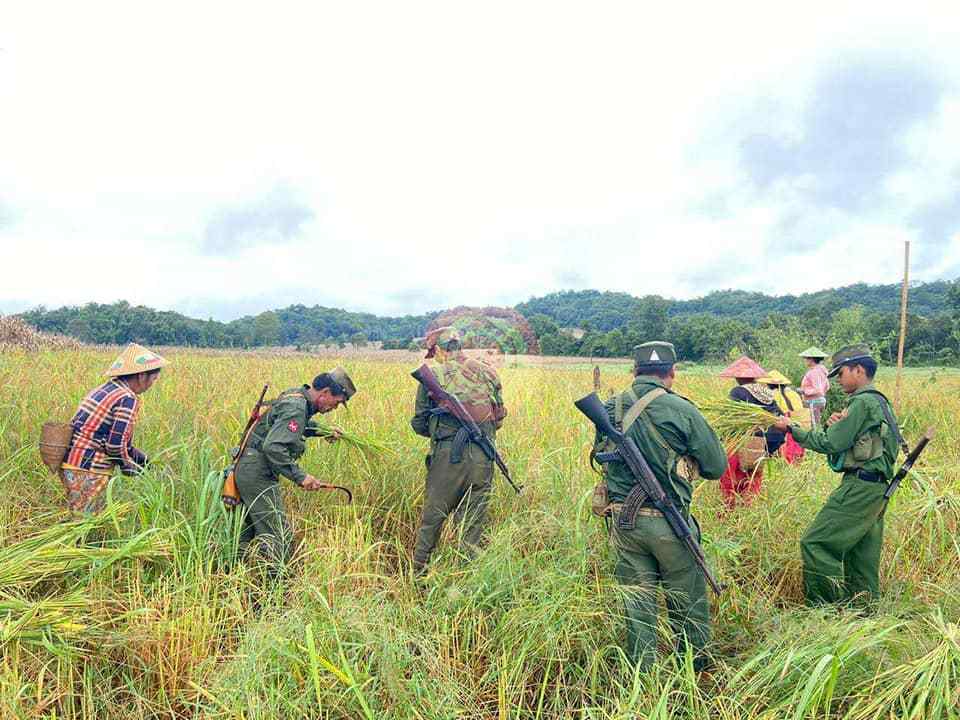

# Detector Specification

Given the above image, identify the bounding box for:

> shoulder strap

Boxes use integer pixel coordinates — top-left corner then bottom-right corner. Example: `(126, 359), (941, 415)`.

(614, 387), (638, 427)
(621, 387), (668, 435)
(860, 389), (908, 456)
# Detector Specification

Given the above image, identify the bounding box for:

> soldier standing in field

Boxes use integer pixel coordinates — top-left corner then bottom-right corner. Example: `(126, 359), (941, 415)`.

(773, 345), (899, 606)
(594, 342), (727, 671)
(234, 368), (356, 575)
(410, 327), (507, 576)
(61, 343), (168, 514)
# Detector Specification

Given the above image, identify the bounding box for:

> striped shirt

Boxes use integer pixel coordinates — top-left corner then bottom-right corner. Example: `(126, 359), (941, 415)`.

(66, 379), (146, 473)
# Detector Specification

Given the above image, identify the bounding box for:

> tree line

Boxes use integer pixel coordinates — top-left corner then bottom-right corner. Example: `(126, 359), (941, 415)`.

(13, 280), (960, 366)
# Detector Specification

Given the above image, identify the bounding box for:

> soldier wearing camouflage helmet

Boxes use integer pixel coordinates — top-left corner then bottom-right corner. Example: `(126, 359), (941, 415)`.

(773, 345), (900, 606)
(410, 326), (507, 576)
(234, 367), (356, 577)
(594, 341), (727, 671)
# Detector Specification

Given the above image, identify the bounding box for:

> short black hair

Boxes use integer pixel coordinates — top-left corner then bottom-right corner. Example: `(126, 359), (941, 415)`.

(849, 357), (877, 379)
(635, 362), (673, 378)
(312, 373), (347, 397)
(810, 357), (823, 364)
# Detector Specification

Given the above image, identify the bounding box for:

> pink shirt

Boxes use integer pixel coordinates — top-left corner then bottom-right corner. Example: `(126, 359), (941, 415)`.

(800, 364), (829, 399)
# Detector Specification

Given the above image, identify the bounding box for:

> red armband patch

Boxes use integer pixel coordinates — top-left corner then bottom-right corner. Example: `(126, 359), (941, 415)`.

(288, 420), (300, 433)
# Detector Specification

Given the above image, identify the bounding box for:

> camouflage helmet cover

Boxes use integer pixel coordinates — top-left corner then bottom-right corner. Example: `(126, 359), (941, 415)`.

(424, 326), (462, 358)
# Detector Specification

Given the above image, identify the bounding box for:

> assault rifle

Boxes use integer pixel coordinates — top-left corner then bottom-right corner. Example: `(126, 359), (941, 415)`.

(884, 427), (934, 500)
(222, 384), (270, 509)
(575, 391), (723, 594)
(411, 363), (522, 495)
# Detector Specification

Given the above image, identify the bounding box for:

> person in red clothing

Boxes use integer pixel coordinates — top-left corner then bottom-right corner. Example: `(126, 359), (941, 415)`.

(717, 356), (784, 509)
(61, 344), (167, 513)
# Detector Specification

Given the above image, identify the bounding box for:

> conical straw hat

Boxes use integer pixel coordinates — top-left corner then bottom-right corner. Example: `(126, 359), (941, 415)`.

(756, 369), (792, 386)
(799, 346), (828, 359)
(104, 344), (169, 377)
(719, 355), (766, 379)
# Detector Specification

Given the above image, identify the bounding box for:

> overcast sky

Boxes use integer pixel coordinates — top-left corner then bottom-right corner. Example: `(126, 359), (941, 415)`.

(2, 2), (959, 320)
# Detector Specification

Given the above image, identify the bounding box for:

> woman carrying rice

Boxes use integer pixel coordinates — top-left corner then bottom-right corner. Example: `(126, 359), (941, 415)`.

(717, 355), (784, 509)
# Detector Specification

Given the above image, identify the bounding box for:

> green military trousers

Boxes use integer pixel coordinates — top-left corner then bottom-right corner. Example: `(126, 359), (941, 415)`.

(235, 449), (294, 576)
(610, 509), (710, 671)
(413, 441), (493, 575)
(800, 473), (887, 605)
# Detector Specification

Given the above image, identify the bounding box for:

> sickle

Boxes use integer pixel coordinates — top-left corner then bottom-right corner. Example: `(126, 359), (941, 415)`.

(318, 484), (353, 504)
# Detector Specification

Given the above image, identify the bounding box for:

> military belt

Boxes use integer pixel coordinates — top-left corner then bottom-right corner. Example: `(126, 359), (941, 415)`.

(854, 469), (886, 483)
(608, 503), (663, 518)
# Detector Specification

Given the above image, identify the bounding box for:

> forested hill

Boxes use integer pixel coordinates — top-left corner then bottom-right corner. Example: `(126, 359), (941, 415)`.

(515, 281), (953, 331)
(13, 279), (959, 365)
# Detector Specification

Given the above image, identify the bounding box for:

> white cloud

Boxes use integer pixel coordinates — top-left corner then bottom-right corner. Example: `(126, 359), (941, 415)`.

(2, 1), (959, 320)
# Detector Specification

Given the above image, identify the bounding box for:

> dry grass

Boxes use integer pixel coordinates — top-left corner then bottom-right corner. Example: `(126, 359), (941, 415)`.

(0, 348), (957, 718)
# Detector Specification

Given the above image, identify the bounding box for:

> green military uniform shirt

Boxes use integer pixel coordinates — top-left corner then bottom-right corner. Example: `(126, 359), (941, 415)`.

(790, 384), (897, 479)
(246, 385), (320, 485)
(600, 376), (728, 506)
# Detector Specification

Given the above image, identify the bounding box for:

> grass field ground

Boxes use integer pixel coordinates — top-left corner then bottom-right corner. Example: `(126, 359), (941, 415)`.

(0, 349), (958, 719)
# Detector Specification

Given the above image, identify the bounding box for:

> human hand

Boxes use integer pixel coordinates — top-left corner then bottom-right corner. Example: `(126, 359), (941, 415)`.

(772, 417), (791, 432)
(302, 475), (323, 491)
(827, 410), (847, 426)
(324, 427), (343, 444)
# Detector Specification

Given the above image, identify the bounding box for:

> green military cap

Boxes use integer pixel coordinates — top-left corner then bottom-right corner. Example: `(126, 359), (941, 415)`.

(327, 366), (357, 401)
(634, 341), (677, 367)
(827, 344), (874, 378)
(424, 326), (461, 358)
(799, 346), (828, 359)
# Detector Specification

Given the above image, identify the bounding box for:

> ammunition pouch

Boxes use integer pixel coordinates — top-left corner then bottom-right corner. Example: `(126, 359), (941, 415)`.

(591, 482), (611, 517)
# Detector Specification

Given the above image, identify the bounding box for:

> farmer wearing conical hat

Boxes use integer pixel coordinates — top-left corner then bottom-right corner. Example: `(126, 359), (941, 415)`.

(757, 369), (806, 464)
(799, 347), (830, 428)
(773, 345), (900, 606)
(61, 344), (168, 513)
(593, 341), (727, 671)
(234, 367), (356, 577)
(716, 355), (786, 509)
(410, 326), (507, 576)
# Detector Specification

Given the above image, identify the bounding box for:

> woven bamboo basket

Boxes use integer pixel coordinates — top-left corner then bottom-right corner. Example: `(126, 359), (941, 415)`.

(39, 422), (73, 472)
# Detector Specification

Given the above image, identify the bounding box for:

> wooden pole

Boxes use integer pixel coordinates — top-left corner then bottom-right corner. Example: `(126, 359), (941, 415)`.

(894, 241), (910, 412)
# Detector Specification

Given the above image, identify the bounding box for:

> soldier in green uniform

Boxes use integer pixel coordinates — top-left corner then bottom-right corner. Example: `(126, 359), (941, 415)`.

(410, 327), (507, 576)
(773, 345), (898, 606)
(595, 341), (727, 671)
(235, 367), (356, 575)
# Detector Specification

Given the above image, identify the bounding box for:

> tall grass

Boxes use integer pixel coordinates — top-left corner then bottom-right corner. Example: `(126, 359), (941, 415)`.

(0, 348), (957, 718)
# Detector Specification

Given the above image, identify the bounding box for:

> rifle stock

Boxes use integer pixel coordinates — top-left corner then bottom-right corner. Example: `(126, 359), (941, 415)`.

(575, 391), (723, 594)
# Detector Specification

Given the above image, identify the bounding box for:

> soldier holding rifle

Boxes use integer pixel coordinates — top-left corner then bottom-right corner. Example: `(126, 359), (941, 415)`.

(410, 327), (508, 577)
(581, 341), (727, 671)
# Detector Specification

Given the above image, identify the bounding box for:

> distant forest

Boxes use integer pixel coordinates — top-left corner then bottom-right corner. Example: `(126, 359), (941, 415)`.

(15, 279), (960, 365)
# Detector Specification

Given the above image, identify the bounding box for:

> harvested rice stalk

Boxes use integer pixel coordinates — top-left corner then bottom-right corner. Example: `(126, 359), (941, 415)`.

(698, 398), (780, 453)
(311, 421), (393, 455)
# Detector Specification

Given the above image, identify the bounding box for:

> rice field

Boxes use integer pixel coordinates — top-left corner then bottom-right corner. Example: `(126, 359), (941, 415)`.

(0, 348), (958, 719)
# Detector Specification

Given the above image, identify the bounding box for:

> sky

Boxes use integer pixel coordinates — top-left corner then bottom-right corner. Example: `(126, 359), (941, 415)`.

(2, 1), (959, 321)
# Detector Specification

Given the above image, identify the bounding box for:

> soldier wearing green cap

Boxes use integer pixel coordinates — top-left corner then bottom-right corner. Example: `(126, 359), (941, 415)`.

(235, 367), (356, 576)
(774, 345), (900, 606)
(594, 341), (727, 670)
(410, 326), (507, 576)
